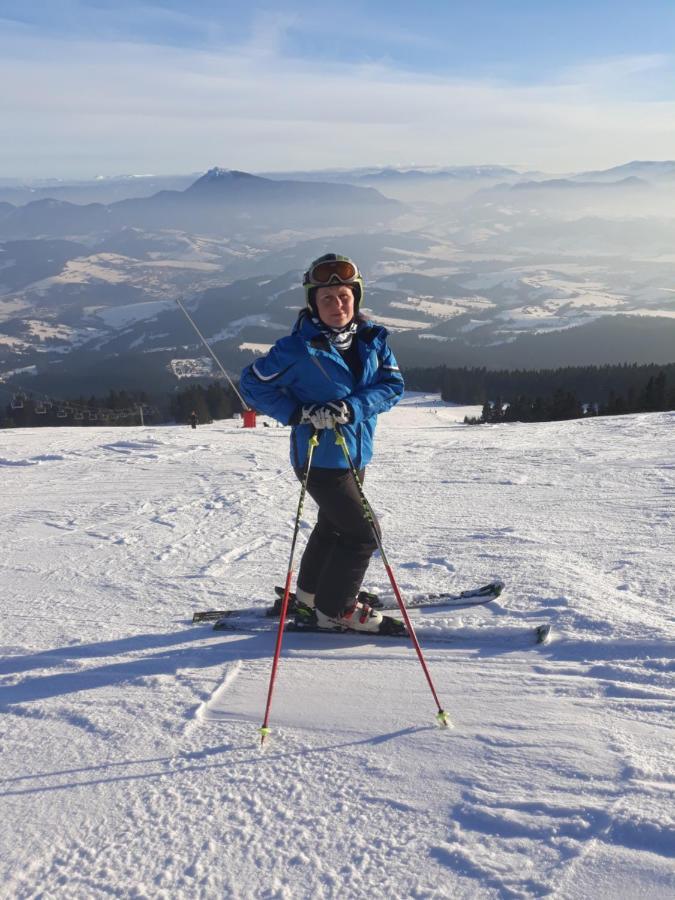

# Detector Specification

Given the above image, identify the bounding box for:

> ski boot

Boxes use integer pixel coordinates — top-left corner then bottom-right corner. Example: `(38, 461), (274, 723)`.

(310, 599), (406, 635)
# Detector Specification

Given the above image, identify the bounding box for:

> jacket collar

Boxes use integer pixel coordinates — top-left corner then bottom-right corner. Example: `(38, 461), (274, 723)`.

(294, 310), (382, 345)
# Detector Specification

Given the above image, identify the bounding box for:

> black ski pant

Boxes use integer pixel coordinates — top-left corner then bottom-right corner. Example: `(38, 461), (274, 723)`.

(295, 466), (380, 617)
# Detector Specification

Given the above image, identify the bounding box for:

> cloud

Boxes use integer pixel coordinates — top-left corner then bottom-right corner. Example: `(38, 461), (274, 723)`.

(0, 2), (224, 45)
(1, 26), (674, 178)
(562, 53), (671, 83)
(245, 10), (300, 58)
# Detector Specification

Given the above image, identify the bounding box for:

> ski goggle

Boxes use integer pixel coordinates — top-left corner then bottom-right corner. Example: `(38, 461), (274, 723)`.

(305, 259), (359, 286)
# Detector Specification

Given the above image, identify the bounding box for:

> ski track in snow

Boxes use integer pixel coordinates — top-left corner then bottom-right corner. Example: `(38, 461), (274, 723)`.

(0, 398), (674, 899)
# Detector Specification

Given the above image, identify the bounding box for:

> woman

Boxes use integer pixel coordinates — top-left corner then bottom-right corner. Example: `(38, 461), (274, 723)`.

(240, 253), (404, 633)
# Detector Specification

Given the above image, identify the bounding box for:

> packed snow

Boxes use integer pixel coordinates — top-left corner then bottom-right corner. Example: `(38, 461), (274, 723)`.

(1, 394), (673, 899)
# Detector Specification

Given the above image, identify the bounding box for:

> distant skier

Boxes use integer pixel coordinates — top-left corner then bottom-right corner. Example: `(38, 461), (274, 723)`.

(240, 253), (404, 633)
(189, 410), (198, 429)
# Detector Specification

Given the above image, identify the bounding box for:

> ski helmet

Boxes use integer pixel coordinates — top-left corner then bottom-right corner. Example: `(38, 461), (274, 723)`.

(302, 253), (364, 314)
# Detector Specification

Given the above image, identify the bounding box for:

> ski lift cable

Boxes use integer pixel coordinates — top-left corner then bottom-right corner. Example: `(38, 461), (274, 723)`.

(0, 384), (23, 400)
(0, 380), (153, 420)
(0, 381), (69, 410)
(175, 297), (250, 412)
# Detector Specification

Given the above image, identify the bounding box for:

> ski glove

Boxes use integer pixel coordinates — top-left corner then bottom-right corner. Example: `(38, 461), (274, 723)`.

(299, 400), (352, 429)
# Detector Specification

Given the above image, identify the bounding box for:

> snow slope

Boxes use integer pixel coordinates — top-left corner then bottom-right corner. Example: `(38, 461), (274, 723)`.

(1, 395), (673, 899)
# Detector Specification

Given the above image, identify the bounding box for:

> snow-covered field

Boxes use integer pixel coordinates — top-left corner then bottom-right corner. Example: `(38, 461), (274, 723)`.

(1, 394), (673, 899)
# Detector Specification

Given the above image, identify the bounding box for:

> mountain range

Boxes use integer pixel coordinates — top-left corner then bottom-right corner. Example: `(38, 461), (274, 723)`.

(1, 161), (674, 405)
(0, 168), (400, 240)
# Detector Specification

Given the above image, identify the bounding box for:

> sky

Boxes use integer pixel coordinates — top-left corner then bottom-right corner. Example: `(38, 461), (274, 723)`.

(1, 0), (674, 180)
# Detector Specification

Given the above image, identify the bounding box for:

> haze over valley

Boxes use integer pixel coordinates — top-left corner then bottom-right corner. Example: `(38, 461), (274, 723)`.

(1, 160), (675, 398)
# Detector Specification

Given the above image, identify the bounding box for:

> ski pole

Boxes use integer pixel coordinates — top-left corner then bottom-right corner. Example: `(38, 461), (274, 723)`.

(259, 429), (320, 747)
(334, 425), (450, 728)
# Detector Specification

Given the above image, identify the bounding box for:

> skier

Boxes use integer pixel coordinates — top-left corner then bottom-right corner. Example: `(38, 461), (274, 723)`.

(189, 410), (198, 429)
(240, 253), (404, 633)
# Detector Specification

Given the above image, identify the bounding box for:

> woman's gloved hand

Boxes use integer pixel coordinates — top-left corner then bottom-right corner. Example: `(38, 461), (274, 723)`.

(297, 400), (352, 429)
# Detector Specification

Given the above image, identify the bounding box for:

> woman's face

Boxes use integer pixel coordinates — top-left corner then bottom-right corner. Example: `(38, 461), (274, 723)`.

(314, 285), (355, 329)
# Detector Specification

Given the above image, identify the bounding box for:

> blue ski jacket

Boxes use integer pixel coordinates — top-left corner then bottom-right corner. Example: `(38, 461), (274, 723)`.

(240, 313), (404, 469)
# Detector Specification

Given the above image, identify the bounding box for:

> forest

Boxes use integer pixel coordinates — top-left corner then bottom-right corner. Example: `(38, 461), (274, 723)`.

(2, 363), (673, 428)
(404, 362), (675, 423)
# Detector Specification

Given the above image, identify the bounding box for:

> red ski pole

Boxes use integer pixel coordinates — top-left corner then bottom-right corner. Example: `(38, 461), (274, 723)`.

(259, 430), (320, 747)
(334, 426), (450, 727)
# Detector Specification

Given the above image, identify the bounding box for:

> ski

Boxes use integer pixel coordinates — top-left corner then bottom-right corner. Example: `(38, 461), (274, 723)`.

(191, 579), (505, 624)
(274, 580), (505, 612)
(192, 597), (319, 624)
(209, 615), (551, 647)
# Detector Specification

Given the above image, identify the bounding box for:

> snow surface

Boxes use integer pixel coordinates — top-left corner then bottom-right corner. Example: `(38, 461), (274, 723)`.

(1, 394), (674, 899)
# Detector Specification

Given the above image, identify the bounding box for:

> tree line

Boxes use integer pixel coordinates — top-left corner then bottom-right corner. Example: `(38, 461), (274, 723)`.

(1, 389), (154, 428)
(3, 363), (674, 429)
(167, 382), (240, 425)
(403, 362), (675, 424)
(1, 382), (242, 429)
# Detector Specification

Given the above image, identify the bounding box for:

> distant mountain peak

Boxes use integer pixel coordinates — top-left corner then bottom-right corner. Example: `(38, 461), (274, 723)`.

(188, 168), (259, 191)
(205, 167), (237, 179)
